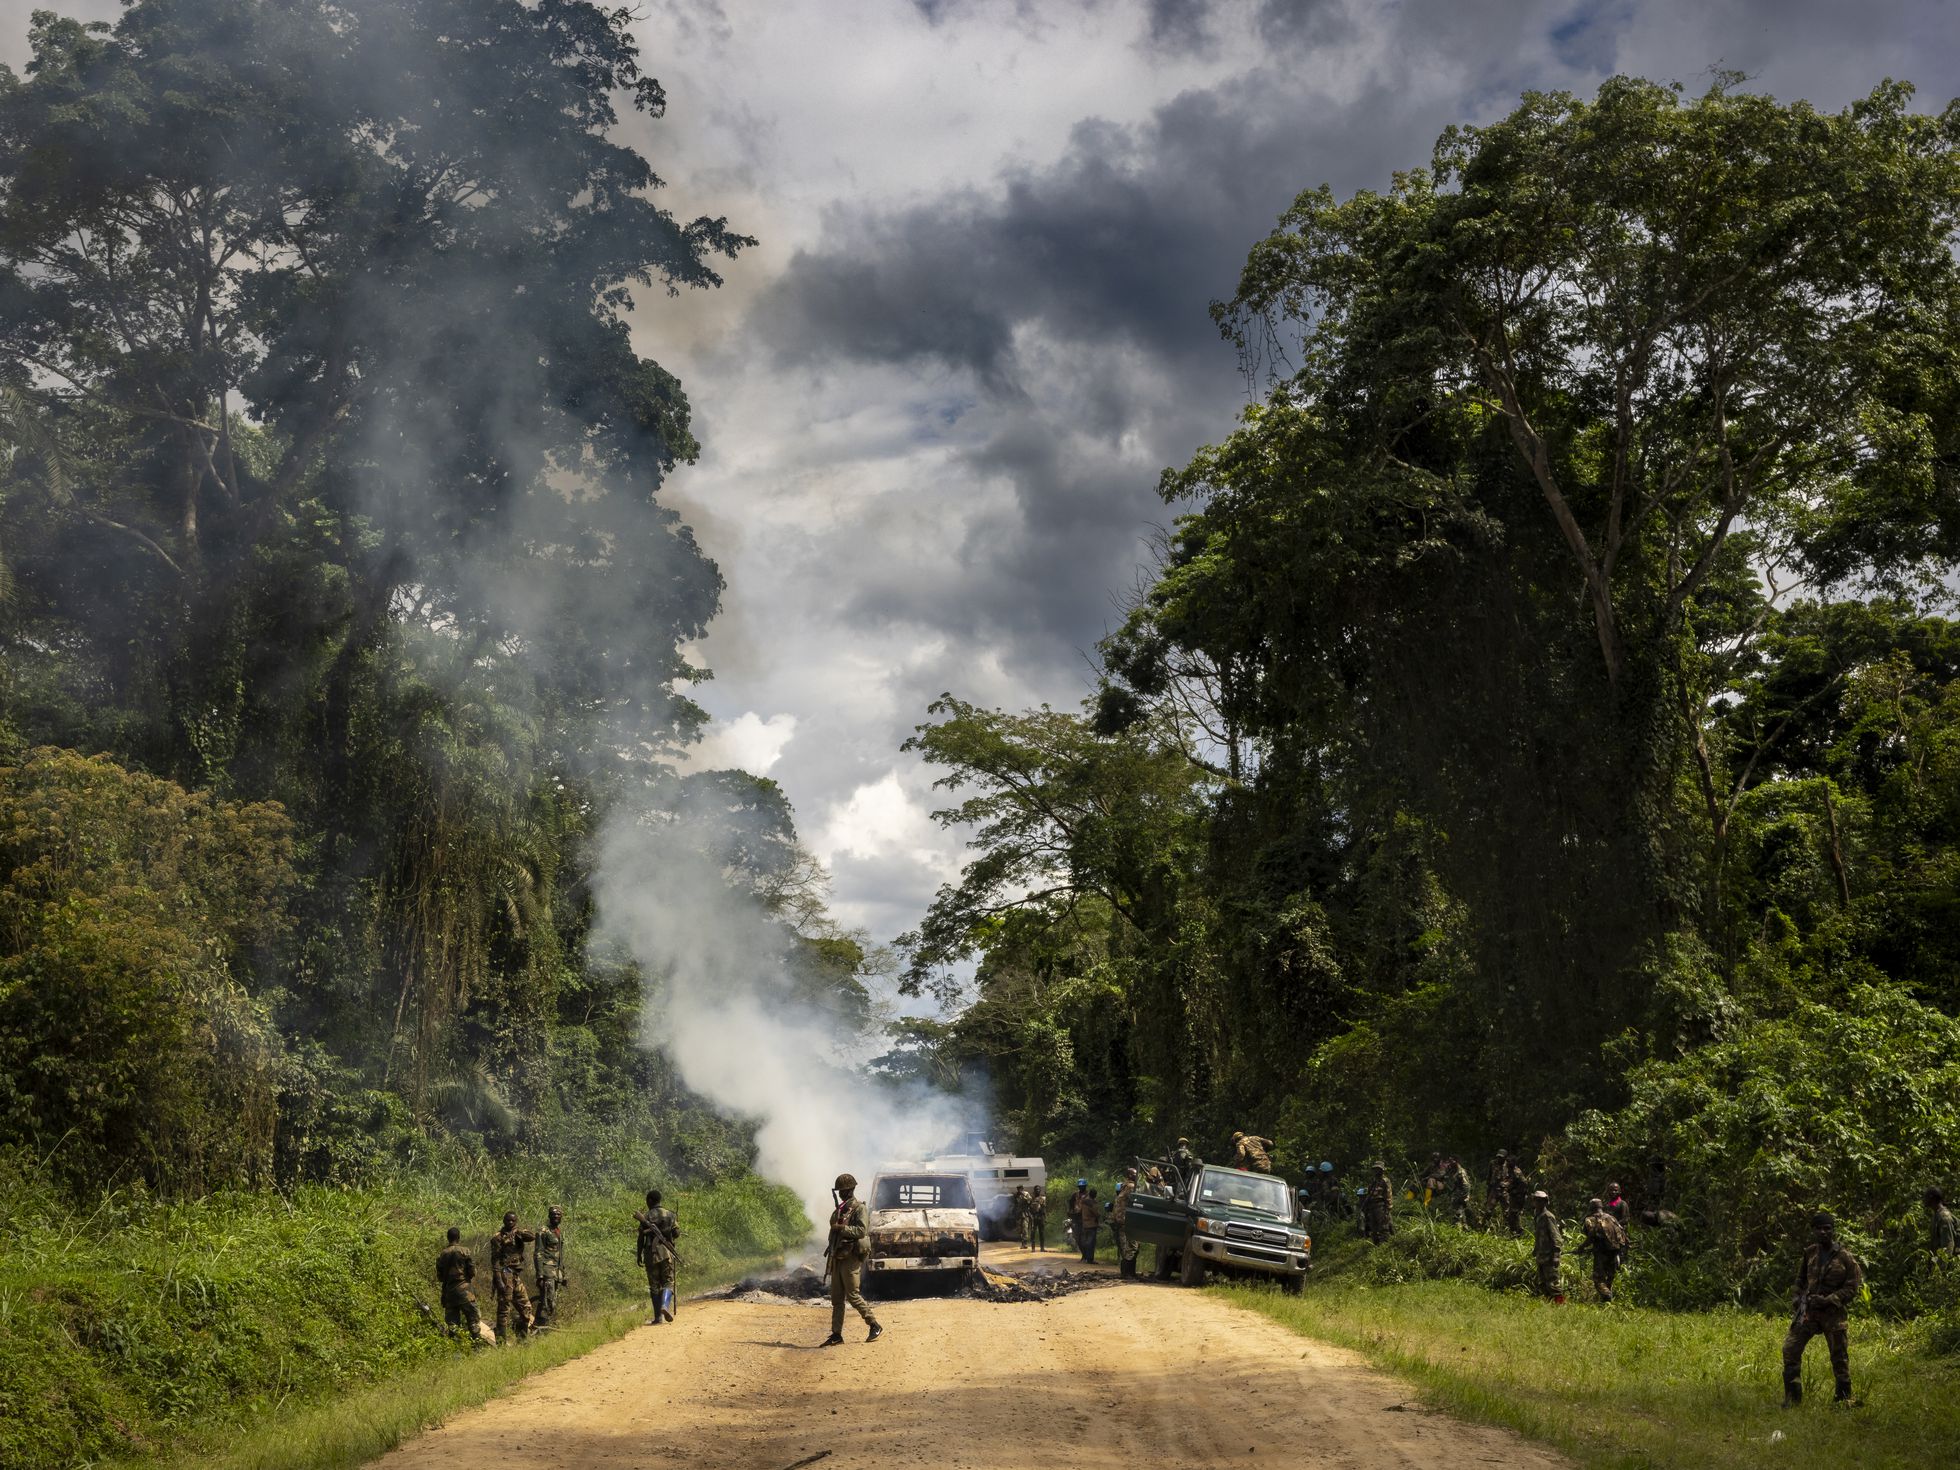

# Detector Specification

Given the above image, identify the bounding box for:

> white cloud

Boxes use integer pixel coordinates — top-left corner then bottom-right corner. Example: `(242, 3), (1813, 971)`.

(686, 709), (799, 775)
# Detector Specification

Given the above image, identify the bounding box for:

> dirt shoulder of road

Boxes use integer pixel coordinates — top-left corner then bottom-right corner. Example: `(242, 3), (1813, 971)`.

(365, 1245), (1570, 1470)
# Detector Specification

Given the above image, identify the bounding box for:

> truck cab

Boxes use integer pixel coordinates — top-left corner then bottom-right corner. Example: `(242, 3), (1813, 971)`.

(864, 1169), (981, 1287)
(1124, 1161), (1310, 1291)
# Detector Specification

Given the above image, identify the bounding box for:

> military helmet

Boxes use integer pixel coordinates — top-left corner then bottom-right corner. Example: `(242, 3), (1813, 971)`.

(835, 1172), (857, 1192)
(1077, 1177), (1088, 1187)
(1319, 1160), (1333, 1172)
(1530, 1190), (1549, 1201)
(1371, 1161), (1387, 1172)
(1497, 1148), (1509, 1158)
(1588, 1197), (1603, 1210)
(1232, 1130), (1245, 1141)
(1175, 1136), (1189, 1146)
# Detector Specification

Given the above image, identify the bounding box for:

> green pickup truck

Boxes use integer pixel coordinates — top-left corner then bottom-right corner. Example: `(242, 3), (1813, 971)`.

(1124, 1161), (1311, 1292)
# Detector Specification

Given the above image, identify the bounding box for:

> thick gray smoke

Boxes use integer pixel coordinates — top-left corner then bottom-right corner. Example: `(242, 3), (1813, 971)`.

(592, 805), (976, 1233)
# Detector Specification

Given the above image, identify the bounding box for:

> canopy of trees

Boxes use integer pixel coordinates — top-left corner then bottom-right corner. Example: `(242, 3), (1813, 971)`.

(901, 77), (1960, 1303)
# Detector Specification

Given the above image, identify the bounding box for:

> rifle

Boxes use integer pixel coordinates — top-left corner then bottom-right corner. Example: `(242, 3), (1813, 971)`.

(822, 1187), (840, 1286)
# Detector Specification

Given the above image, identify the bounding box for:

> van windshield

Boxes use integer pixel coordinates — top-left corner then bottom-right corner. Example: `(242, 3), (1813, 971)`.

(874, 1175), (974, 1209)
(1197, 1168), (1292, 1219)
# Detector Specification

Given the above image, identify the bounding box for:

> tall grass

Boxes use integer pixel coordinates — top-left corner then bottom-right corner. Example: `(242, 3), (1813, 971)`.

(0, 1162), (806, 1470)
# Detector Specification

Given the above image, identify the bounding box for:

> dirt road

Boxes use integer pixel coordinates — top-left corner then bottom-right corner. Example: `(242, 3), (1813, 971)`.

(368, 1245), (1568, 1470)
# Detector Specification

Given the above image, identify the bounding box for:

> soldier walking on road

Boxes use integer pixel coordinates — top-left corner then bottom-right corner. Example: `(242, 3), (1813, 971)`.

(1783, 1210), (1863, 1406)
(489, 1211), (537, 1341)
(1581, 1197), (1626, 1303)
(635, 1189), (680, 1325)
(534, 1204), (567, 1327)
(1110, 1168), (1139, 1277)
(1531, 1191), (1563, 1299)
(436, 1226), (488, 1344)
(1030, 1185), (1049, 1251)
(822, 1173), (882, 1346)
(1362, 1163), (1395, 1244)
(1011, 1184), (1033, 1248)
(1077, 1186), (1103, 1263)
(1925, 1187), (1957, 1259)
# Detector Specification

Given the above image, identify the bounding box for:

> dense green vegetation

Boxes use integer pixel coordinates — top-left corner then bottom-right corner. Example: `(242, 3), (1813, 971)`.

(897, 76), (1960, 1315)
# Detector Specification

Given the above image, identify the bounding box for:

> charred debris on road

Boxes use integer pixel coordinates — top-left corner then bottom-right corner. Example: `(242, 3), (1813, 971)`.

(714, 1264), (1117, 1305)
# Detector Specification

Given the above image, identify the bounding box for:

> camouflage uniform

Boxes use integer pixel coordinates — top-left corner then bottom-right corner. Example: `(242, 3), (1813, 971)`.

(1077, 1190), (1103, 1263)
(1233, 1133), (1274, 1173)
(1362, 1168), (1394, 1244)
(1501, 1162), (1532, 1235)
(1030, 1187), (1049, 1250)
(1442, 1160), (1473, 1227)
(435, 1241), (483, 1339)
(636, 1205), (680, 1323)
(1011, 1185), (1033, 1248)
(1784, 1235), (1863, 1402)
(1531, 1199), (1562, 1297)
(1110, 1177), (1138, 1276)
(534, 1208), (566, 1326)
(1170, 1142), (1202, 1189)
(1929, 1202), (1957, 1256)
(489, 1220), (537, 1340)
(825, 1191), (880, 1340)
(1581, 1204), (1626, 1302)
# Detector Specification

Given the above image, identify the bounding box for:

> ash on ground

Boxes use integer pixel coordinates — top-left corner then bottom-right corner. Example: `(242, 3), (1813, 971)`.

(715, 1262), (1119, 1306)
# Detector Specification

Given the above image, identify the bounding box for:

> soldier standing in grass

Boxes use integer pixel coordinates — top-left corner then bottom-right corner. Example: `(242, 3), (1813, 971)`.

(636, 1189), (680, 1325)
(1501, 1156), (1533, 1235)
(489, 1211), (537, 1341)
(1442, 1156), (1473, 1227)
(1604, 1182), (1631, 1232)
(1925, 1187), (1957, 1258)
(436, 1226), (488, 1343)
(534, 1204), (567, 1327)
(821, 1173), (882, 1346)
(1581, 1197), (1627, 1303)
(1783, 1210), (1863, 1406)
(1110, 1167), (1139, 1277)
(1531, 1191), (1563, 1299)
(1362, 1163), (1395, 1244)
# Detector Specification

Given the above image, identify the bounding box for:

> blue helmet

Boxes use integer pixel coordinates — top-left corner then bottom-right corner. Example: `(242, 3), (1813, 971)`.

(1319, 1161), (1333, 1173)
(1076, 1178), (1088, 1187)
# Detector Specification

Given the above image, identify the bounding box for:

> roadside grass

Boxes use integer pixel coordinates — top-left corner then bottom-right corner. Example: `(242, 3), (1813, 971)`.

(1222, 1267), (1960, 1470)
(1, 1167), (806, 1470)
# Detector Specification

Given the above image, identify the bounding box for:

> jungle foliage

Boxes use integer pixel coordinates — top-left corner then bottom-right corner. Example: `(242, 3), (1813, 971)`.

(0, 0), (873, 1200)
(901, 77), (1960, 1308)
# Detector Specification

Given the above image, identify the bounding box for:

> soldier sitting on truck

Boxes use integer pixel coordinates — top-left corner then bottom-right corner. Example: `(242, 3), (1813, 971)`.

(1232, 1131), (1275, 1172)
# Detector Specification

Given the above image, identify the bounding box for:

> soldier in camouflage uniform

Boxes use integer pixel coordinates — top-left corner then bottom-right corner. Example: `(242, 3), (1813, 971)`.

(435, 1226), (486, 1343)
(1362, 1163), (1395, 1244)
(1030, 1185), (1049, 1251)
(1077, 1186), (1103, 1263)
(1109, 1167), (1139, 1277)
(1170, 1138), (1201, 1189)
(636, 1189), (680, 1325)
(1232, 1131), (1274, 1173)
(1500, 1156), (1532, 1235)
(489, 1211), (537, 1341)
(1783, 1210), (1863, 1405)
(1530, 1191), (1563, 1298)
(822, 1172), (882, 1345)
(1581, 1197), (1626, 1302)
(534, 1204), (567, 1327)
(1441, 1156), (1473, 1227)
(1926, 1187), (1957, 1259)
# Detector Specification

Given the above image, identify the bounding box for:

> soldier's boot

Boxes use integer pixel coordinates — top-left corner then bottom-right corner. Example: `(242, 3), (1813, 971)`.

(820, 1333), (845, 1346)
(1833, 1381), (1853, 1406)
(867, 1322), (883, 1342)
(1782, 1379), (1802, 1408)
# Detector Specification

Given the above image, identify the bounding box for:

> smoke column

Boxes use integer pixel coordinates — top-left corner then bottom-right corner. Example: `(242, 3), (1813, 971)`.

(592, 806), (974, 1234)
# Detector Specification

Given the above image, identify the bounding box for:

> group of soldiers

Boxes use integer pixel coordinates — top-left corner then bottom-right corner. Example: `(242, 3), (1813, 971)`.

(432, 1191), (682, 1349)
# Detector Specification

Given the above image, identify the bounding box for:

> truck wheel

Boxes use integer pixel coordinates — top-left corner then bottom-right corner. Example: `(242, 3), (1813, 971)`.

(1154, 1248), (1175, 1281)
(1179, 1244), (1207, 1287)
(1280, 1276), (1303, 1296)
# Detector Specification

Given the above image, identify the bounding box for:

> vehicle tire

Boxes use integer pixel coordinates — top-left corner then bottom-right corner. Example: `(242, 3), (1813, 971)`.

(1179, 1243), (1207, 1287)
(1280, 1275), (1303, 1296)
(1154, 1247), (1175, 1281)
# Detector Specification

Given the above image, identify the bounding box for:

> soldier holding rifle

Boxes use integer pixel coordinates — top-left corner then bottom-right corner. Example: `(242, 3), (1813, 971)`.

(821, 1172), (883, 1346)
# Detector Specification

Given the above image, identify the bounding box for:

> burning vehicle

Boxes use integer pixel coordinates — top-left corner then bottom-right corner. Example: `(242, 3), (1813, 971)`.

(864, 1169), (981, 1290)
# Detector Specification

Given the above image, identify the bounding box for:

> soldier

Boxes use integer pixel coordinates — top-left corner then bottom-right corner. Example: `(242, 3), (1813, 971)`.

(1441, 1155), (1473, 1227)
(1926, 1187), (1957, 1258)
(435, 1226), (488, 1344)
(1501, 1156), (1532, 1235)
(1170, 1137), (1202, 1187)
(1422, 1152), (1446, 1201)
(1143, 1163), (1169, 1196)
(1077, 1186), (1103, 1263)
(1783, 1210), (1863, 1406)
(1030, 1184), (1049, 1250)
(1318, 1161), (1345, 1220)
(1581, 1197), (1627, 1303)
(1603, 1182), (1631, 1233)
(534, 1204), (567, 1328)
(1362, 1163), (1394, 1244)
(1485, 1149), (1509, 1216)
(1066, 1177), (1088, 1251)
(1110, 1167), (1139, 1277)
(1530, 1191), (1562, 1298)
(635, 1189), (680, 1325)
(489, 1211), (537, 1341)
(821, 1172), (882, 1346)
(1011, 1183), (1033, 1248)
(1232, 1131), (1275, 1172)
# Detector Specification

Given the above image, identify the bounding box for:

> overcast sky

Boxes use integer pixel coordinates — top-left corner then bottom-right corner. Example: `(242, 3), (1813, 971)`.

(6, 0), (1957, 945)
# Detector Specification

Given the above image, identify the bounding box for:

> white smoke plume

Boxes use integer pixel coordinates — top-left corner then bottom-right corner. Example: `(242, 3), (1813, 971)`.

(593, 803), (977, 1235)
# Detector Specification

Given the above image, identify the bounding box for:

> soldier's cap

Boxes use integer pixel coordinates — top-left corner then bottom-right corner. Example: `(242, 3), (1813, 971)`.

(1811, 1210), (1835, 1232)
(1371, 1161), (1386, 1171)
(1497, 1149), (1508, 1158)
(1176, 1136), (1188, 1145)
(835, 1172), (857, 1192)
(1588, 1197), (1603, 1209)
(1232, 1131), (1245, 1141)
(1530, 1190), (1549, 1201)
